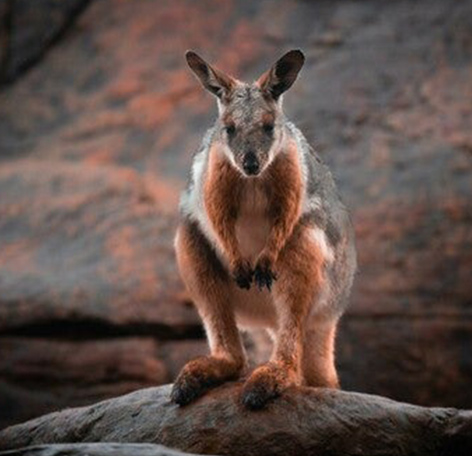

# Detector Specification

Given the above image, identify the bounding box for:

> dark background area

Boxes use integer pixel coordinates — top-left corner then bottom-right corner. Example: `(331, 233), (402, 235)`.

(0, 0), (471, 430)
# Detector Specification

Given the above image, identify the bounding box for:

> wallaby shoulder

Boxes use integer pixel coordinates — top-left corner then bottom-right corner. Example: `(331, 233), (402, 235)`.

(179, 125), (216, 220)
(285, 122), (352, 237)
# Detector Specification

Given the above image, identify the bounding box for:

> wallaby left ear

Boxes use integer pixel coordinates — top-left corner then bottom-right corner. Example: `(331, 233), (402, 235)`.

(257, 50), (305, 100)
(185, 50), (236, 101)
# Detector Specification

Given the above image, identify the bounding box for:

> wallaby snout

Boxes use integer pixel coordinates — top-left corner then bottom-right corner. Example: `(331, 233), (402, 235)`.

(242, 152), (260, 176)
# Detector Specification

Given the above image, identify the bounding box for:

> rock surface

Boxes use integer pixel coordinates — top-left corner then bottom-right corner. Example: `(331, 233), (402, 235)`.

(0, 159), (195, 332)
(0, 0), (90, 84)
(1, 384), (472, 456)
(0, 0), (471, 429)
(0, 443), (209, 456)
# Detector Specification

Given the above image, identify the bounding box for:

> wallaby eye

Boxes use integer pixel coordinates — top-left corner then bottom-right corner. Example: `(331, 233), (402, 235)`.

(263, 123), (274, 135)
(224, 124), (236, 136)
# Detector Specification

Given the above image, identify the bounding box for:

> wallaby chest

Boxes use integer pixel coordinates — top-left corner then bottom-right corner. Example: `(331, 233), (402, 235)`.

(235, 180), (271, 261)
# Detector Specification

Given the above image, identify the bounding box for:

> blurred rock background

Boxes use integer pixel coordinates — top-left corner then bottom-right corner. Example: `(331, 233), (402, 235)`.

(0, 0), (471, 429)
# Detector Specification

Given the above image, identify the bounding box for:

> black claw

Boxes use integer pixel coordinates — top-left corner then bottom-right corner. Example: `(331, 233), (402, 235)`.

(254, 265), (277, 291)
(170, 377), (204, 406)
(233, 263), (254, 290)
(235, 274), (252, 290)
(171, 385), (197, 406)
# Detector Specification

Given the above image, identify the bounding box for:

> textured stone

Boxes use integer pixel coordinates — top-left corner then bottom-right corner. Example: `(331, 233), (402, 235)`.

(0, 384), (471, 456)
(0, 159), (204, 429)
(0, 159), (196, 333)
(0, 443), (209, 456)
(0, 0), (90, 84)
(0, 337), (168, 428)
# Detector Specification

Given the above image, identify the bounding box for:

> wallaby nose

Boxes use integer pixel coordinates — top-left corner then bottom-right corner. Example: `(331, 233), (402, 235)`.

(243, 152), (260, 176)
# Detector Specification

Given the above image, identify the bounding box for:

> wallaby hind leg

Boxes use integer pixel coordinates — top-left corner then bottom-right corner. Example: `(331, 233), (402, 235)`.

(303, 319), (340, 388)
(171, 222), (246, 406)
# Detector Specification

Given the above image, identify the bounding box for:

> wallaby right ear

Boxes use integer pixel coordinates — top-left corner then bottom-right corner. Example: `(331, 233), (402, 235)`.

(257, 50), (305, 100)
(185, 51), (235, 100)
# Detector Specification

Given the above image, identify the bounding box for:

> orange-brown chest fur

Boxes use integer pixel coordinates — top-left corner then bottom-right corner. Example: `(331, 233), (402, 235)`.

(203, 143), (303, 265)
(235, 179), (271, 261)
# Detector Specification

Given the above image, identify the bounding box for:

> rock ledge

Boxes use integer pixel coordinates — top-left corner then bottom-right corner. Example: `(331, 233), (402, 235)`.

(0, 383), (471, 456)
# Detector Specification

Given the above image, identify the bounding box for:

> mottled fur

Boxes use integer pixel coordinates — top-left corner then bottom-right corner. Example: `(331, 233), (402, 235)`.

(172, 50), (356, 409)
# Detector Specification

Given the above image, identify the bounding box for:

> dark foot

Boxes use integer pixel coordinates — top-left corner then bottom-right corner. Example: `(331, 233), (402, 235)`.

(254, 262), (277, 291)
(241, 362), (294, 410)
(171, 356), (242, 406)
(232, 260), (254, 290)
(171, 372), (207, 406)
(241, 380), (280, 410)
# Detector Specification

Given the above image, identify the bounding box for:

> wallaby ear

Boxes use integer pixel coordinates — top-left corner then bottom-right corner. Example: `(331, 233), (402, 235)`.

(257, 50), (305, 100)
(185, 51), (235, 100)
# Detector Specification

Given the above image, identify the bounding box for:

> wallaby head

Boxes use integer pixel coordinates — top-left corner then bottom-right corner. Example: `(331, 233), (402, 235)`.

(185, 50), (305, 177)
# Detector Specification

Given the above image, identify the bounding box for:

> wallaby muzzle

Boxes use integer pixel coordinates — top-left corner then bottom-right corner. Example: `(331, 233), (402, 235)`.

(242, 152), (260, 176)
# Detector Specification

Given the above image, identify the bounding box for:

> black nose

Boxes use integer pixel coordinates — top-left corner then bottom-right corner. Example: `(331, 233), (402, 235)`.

(243, 152), (260, 176)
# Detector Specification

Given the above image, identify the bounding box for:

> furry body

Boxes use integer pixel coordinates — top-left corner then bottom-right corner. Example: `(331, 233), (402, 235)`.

(171, 50), (356, 409)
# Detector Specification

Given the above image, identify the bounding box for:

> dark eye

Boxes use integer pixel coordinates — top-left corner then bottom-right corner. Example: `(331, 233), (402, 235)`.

(225, 124), (236, 136)
(263, 123), (274, 134)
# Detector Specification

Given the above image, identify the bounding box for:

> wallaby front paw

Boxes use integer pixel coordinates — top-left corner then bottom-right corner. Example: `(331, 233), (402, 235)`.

(171, 356), (243, 406)
(254, 257), (277, 291)
(241, 362), (294, 410)
(232, 260), (253, 290)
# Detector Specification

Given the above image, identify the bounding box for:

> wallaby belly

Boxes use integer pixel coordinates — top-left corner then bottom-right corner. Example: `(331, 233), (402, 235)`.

(235, 181), (271, 261)
(235, 213), (271, 261)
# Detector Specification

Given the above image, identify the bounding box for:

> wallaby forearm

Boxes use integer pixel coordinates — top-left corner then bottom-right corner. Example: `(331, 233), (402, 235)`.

(203, 148), (244, 268)
(205, 193), (241, 268)
(260, 212), (300, 265)
(259, 143), (303, 266)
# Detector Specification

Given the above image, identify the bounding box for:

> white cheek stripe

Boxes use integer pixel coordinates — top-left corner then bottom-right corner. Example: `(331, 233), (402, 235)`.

(310, 227), (335, 264)
(174, 229), (181, 251)
(222, 143), (239, 170)
(267, 130), (284, 163)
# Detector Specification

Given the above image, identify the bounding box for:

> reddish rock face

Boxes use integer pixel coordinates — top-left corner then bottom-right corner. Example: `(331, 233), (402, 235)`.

(0, 0), (91, 84)
(0, 160), (194, 332)
(0, 0), (471, 429)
